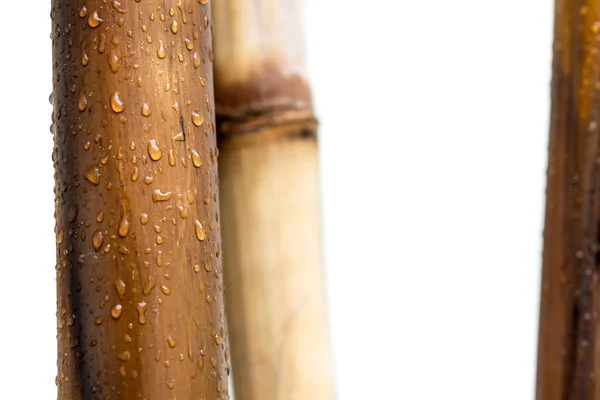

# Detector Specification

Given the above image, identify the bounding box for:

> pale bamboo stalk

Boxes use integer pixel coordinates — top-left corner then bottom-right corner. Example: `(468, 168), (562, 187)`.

(536, 1), (600, 399)
(213, 1), (334, 399)
(51, 1), (229, 398)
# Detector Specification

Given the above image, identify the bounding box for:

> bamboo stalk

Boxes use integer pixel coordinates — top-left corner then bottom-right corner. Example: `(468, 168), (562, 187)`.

(213, 1), (334, 399)
(536, 1), (600, 399)
(51, 1), (229, 398)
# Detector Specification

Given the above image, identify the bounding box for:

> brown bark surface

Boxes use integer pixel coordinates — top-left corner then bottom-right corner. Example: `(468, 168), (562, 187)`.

(51, 1), (229, 399)
(214, 1), (334, 399)
(537, 1), (600, 399)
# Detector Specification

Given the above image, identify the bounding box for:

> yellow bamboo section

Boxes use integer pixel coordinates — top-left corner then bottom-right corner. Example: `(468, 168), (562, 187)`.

(214, 1), (334, 399)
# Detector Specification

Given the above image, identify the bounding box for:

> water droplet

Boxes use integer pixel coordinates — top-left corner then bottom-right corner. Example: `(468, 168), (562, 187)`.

(81, 49), (89, 66)
(166, 379), (175, 390)
(95, 317), (104, 325)
(143, 275), (156, 296)
(215, 334), (222, 345)
(140, 213), (149, 225)
(112, 0), (126, 13)
(193, 264), (201, 273)
(593, 21), (600, 34)
(167, 335), (177, 348)
(152, 189), (173, 202)
(199, 0), (208, 4)
(85, 166), (101, 185)
(118, 350), (131, 362)
(92, 230), (104, 251)
(192, 52), (200, 69)
(168, 150), (176, 166)
(78, 91), (88, 111)
(109, 52), (119, 73)
(204, 261), (211, 272)
(118, 215), (130, 238)
(191, 149), (203, 167)
(111, 304), (123, 319)
(115, 278), (126, 300)
(131, 166), (139, 182)
(79, 5), (88, 17)
(68, 206), (78, 222)
(171, 20), (179, 34)
(184, 39), (193, 50)
(56, 228), (64, 244)
(161, 285), (172, 295)
(88, 10), (103, 28)
(136, 301), (147, 324)
(194, 220), (206, 241)
(191, 111), (204, 126)
(177, 206), (188, 219)
(157, 40), (166, 59)
(110, 92), (125, 113)
(148, 139), (162, 161)
(141, 103), (151, 117)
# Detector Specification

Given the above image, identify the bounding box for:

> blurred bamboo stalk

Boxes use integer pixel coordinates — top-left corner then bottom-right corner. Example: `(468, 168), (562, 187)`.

(537, 1), (600, 399)
(51, 1), (229, 398)
(213, 1), (334, 398)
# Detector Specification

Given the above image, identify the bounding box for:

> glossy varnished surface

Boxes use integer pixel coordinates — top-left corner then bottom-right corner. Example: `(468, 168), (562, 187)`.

(51, 1), (229, 398)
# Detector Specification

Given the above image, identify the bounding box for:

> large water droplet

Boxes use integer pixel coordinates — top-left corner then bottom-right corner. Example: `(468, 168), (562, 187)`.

(157, 40), (166, 59)
(78, 91), (88, 112)
(153, 189), (173, 202)
(56, 229), (64, 244)
(115, 278), (126, 300)
(118, 215), (130, 237)
(68, 206), (78, 222)
(192, 52), (200, 69)
(191, 149), (203, 167)
(110, 91), (125, 113)
(191, 111), (204, 126)
(161, 285), (172, 295)
(111, 303), (123, 319)
(148, 139), (162, 161)
(118, 350), (131, 362)
(112, 0), (126, 13)
(88, 10), (103, 28)
(136, 301), (147, 324)
(167, 335), (177, 348)
(92, 230), (104, 251)
(85, 166), (101, 185)
(143, 275), (156, 296)
(109, 52), (119, 73)
(194, 220), (206, 241)
(141, 103), (151, 117)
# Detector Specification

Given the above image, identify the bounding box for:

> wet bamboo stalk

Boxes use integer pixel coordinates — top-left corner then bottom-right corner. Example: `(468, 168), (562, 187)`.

(537, 1), (600, 399)
(51, 1), (229, 398)
(213, 1), (334, 399)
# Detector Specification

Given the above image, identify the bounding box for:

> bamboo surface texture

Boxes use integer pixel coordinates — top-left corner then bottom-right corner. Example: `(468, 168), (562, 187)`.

(214, 1), (334, 399)
(51, 1), (229, 398)
(537, 1), (600, 399)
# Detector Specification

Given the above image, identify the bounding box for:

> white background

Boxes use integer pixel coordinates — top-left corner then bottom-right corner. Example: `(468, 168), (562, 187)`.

(0, 0), (552, 399)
